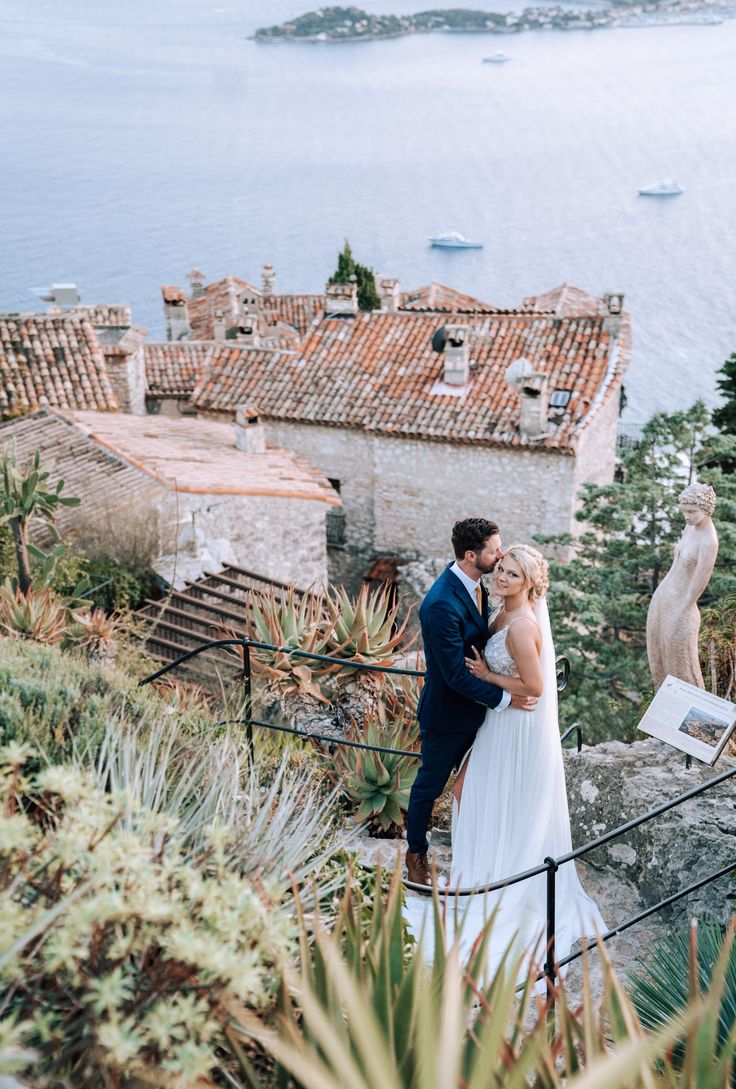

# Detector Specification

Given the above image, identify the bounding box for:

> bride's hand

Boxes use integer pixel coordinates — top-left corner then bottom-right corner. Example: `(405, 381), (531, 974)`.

(465, 646), (493, 682)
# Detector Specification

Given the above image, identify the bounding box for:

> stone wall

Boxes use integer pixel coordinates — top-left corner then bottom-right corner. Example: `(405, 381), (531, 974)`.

(153, 490), (329, 590)
(564, 738), (736, 924)
(572, 385), (620, 498)
(372, 437), (578, 556)
(264, 420), (581, 562)
(266, 420), (374, 556)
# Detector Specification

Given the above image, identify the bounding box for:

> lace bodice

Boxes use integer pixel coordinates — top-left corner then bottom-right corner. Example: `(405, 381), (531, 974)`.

(484, 626), (518, 676)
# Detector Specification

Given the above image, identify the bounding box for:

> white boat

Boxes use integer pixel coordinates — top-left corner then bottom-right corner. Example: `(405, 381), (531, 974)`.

(638, 178), (684, 196)
(429, 231), (483, 249)
(483, 51), (511, 63)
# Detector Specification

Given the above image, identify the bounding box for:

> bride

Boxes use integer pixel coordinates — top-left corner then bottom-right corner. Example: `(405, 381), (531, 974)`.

(409, 544), (605, 979)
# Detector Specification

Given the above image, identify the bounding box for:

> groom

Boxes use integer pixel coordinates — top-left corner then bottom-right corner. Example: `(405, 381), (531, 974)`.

(405, 517), (536, 885)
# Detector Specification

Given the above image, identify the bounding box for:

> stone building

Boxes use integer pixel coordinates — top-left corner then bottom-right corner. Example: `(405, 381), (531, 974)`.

(0, 408), (340, 589)
(0, 305), (148, 417)
(157, 280), (631, 563)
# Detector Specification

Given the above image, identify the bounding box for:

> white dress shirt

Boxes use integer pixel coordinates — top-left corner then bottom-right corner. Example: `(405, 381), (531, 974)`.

(450, 562), (511, 712)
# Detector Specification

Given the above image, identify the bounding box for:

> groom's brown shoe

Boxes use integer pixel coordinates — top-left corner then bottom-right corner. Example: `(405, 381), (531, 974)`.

(405, 848), (431, 886)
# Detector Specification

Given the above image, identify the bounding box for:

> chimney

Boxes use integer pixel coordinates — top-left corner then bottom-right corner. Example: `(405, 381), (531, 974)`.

(233, 291), (262, 345)
(234, 404), (266, 454)
(505, 357), (549, 438)
(161, 286), (190, 342)
(378, 277), (400, 312)
(602, 292), (624, 335)
(443, 324), (470, 386)
(187, 268), (206, 300)
(324, 278), (358, 317)
(101, 326), (149, 416)
(213, 308), (227, 340)
(261, 262), (276, 298)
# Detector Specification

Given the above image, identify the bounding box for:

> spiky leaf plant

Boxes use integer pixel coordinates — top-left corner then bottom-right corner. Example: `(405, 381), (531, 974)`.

(65, 605), (121, 667)
(232, 873), (736, 1089)
(242, 586), (329, 700)
(0, 581), (70, 644)
(629, 918), (736, 1077)
(324, 584), (415, 730)
(328, 709), (419, 835)
(92, 719), (346, 898)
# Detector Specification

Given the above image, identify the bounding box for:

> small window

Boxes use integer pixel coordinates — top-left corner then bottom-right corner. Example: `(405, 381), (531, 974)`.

(328, 478), (341, 494)
(549, 389), (572, 408)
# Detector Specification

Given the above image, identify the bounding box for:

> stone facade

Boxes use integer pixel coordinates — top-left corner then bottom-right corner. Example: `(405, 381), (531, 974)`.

(158, 490), (329, 590)
(265, 420), (610, 563)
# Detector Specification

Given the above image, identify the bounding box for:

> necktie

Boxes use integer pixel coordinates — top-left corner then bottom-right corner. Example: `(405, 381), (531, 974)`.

(475, 584), (483, 615)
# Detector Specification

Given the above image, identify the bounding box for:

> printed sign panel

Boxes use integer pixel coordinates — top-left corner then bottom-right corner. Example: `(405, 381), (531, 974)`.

(638, 676), (736, 766)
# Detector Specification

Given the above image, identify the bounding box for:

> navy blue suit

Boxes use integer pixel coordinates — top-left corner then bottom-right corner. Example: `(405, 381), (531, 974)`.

(406, 565), (505, 854)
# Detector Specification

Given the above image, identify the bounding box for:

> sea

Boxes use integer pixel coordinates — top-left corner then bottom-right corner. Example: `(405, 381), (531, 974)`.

(1, 0), (735, 423)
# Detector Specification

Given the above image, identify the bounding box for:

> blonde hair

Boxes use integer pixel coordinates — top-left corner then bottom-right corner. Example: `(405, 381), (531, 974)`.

(679, 482), (716, 516)
(503, 544), (549, 603)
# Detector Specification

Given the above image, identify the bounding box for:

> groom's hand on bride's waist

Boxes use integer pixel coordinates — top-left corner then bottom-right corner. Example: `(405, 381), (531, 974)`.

(510, 693), (537, 711)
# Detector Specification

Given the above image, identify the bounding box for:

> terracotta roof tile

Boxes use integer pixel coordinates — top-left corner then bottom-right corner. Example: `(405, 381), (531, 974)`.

(144, 341), (213, 399)
(268, 294), (324, 334)
(191, 297), (630, 453)
(400, 282), (501, 313)
(0, 313), (118, 417)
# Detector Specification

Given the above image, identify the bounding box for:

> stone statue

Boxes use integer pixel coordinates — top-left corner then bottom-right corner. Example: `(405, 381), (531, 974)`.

(646, 483), (719, 691)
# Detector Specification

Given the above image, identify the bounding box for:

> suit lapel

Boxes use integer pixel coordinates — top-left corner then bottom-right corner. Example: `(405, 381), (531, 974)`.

(444, 567), (486, 632)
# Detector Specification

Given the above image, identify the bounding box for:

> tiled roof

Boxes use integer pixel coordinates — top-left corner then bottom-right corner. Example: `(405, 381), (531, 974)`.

(61, 304), (133, 327)
(523, 283), (604, 317)
(400, 282), (501, 313)
(161, 286), (187, 304)
(144, 341), (213, 399)
(191, 298), (630, 453)
(68, 410), (340, 502)
(0, 409), (161, 544)
(0, 313), (118, 417)
(269, 294), (324, 334)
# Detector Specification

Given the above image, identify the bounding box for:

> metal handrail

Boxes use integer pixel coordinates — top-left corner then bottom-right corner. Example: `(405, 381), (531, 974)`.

(139, 634), (735, 1013)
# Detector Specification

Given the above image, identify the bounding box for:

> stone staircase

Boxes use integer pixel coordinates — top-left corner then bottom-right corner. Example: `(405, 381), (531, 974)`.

(139, 564), (300, 689)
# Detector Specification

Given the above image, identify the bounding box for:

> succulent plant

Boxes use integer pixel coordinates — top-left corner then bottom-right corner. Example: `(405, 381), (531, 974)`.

(324, 583), (413, 666)
(0, 582), (70, 645)
(332, 715), (418, 835)
(65, 606), (121, 666)
(242, 585), (331, 705)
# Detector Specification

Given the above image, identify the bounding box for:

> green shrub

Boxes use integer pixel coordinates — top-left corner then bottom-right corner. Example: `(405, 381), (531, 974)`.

(0, 640), (162, 759)
(0, 743), (294, 1087)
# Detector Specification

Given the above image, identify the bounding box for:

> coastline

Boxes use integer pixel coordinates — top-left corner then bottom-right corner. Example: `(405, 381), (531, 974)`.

(252, 3), (733, 41)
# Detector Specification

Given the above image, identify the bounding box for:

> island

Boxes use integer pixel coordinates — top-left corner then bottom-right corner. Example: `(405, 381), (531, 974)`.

(253, 3), (727, 41)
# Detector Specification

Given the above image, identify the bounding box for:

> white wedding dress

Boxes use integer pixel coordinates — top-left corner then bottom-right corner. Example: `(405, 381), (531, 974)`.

(406, 598), (605, 984)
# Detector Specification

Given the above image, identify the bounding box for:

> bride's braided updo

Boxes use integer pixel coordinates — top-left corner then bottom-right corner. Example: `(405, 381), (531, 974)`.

(503, 544), (549, 603)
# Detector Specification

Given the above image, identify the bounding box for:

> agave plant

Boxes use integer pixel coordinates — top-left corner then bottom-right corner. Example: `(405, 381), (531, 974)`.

(629, 919), (736, 1077)
(324, 584), (415, 730)
(65, 605), (121, 667)
(91, 718), (345, 898)
(0, 581), (70, 644)
(330, 712), (418, 836)
(232, 872), (736, 1089)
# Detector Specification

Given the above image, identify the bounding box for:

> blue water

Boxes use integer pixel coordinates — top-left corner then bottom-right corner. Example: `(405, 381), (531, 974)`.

(1, 0), (735, 422)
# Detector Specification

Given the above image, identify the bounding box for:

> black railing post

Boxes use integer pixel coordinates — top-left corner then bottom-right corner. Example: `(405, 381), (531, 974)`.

(544, 855), (558, 1024)
(242, 638), (253, 759)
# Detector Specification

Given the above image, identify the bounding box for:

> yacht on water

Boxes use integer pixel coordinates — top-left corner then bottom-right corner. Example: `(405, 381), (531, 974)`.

(638, 178), (684, 196)
(429, 231), (483, 249)
(483, 51), (511, 63)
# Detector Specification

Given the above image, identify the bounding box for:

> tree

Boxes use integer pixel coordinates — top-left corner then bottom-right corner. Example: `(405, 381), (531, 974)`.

(329, 240), (381, 311)
(712, 350), (736, 434)
(542, 402), (732, 744)
(0, 445), (80, 594)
